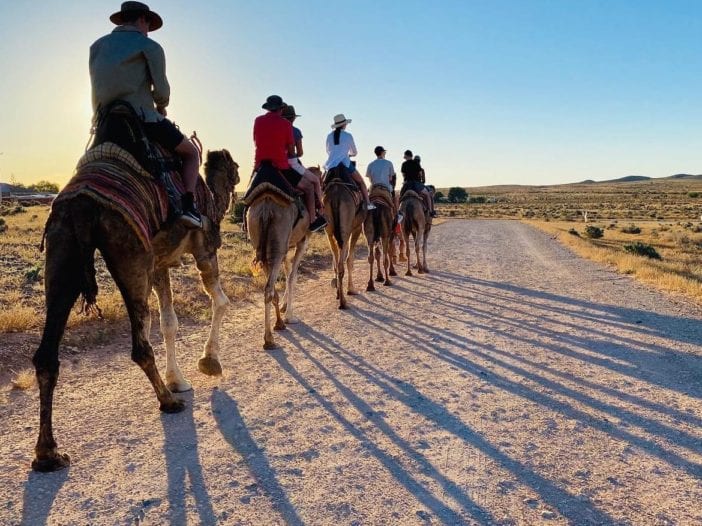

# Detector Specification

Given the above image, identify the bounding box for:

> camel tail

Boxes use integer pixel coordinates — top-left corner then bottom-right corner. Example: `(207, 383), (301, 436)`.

(331, 194), (344, 249)
(371, 207), (381, 244)
(251, 200), (275, 272)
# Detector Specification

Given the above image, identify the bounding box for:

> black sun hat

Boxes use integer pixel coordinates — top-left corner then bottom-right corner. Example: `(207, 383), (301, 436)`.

(110, 2), (163, 31)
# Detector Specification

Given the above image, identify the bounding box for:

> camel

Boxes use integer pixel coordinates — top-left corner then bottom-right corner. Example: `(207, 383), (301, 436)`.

(245, 167), (311, 350)
(31, 146), (239, 472)
(322, 167), (366, 309)
(400, 190), (432, 275)
(363, 185), (396, 290)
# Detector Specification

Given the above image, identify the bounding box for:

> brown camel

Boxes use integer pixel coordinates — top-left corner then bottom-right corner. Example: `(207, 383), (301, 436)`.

(400, 190), (432, 275)
(246, 171), (311, 350)
(363, 185), (396, 290)
(322, 168), (366, 309)
(31, 148), (239, 472)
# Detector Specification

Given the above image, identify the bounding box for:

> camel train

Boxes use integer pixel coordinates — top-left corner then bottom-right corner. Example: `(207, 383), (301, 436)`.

(31, 108), (433, 472)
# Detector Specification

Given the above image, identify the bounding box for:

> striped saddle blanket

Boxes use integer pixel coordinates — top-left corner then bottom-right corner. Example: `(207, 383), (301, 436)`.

(53, 142), (215, 250)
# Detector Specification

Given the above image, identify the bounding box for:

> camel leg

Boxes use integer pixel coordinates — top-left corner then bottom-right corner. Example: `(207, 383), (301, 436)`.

(422, 228), (430, 273)
(195, 255), (228, 376)
(382, 236), (393, 286)
(280, 255), (291, 313)
(416, 228), (425, 274)
(326, 228), (340, 291)
(366, 241), (376, 292)
(404, 230), (413, 276)
(153, 269), (192, 393)
(388, 233), (398, 276)
(32, 242), (81, 472)
(337, 242), (349, 309)
(264, 258), (284, 349)
(375, 245), (384, 282)
(283, 236), (309, 324)
(399, 235), (407, 262)
(346, 228), (362, 295)
(273, 289), (286, 331)
(105, 251), (184, 414)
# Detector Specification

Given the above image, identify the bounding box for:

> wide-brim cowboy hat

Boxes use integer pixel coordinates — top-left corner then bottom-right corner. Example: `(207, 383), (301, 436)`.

(331, 114), (352, 128)
(110, 2), (163, 32)
(262, 95), (285, 111)
(282, 105), (301, 119)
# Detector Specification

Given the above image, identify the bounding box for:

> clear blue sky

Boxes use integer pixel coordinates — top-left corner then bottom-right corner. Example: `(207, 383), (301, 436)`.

(0, 0), (700, 188)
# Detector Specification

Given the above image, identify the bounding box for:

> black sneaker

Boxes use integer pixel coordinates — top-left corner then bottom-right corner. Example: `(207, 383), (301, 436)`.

(309, 215), (328, 232)
(180, 209), (202, 229)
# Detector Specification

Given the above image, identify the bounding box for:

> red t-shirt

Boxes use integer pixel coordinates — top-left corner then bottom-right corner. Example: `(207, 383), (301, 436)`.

(253, 112), (294, 170)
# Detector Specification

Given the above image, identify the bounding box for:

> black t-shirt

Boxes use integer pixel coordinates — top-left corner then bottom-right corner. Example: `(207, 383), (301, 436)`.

(401, 159), (422, 182)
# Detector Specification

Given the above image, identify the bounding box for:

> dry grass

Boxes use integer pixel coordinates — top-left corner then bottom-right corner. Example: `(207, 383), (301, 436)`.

(10, 369), (35, 390)
(528, 220), (702, 303)
(0, 204), (335, 333)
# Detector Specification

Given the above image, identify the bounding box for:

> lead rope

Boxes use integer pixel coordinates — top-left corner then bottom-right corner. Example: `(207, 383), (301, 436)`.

(190, 131), (203, 166)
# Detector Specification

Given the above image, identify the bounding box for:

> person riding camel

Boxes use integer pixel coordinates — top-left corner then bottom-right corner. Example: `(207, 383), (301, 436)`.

(366, 146), (401, 221)
(253, 95), (327, 232)
(90, 1), (203, 228)
(400, 149), (436, 217)
(414, 154), (436, 214)
(324, 114), (375, 210)
(281, 104), (327, 231)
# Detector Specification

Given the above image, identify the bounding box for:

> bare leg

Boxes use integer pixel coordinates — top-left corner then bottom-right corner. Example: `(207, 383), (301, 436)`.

(297, 178), (315, 225)
(351, 170), (371, 207)
(175, 139), (201, 194)
(195, 254), (228, 376)
(153, 269), (191, 393)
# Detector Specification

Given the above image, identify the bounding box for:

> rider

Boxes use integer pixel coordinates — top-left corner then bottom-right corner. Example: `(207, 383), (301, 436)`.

(281, 104), (327, 231)
(90, 1), (202, 228)
(253, 95), (325, 232)
(400, 149), (436, 217)
(324, 114), (374, 210)
(414, 154), (436, 214)
(366, 146), (401, 220)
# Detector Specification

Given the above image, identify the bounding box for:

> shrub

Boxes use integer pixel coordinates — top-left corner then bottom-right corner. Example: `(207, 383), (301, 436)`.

(447, 187), (468, 203)
(584, 225), (604, 239)
(624, 242), (661, 259)
(24, 265), (42, 283)
(568, 228), (580, 236)
(688, 192), (700, 198)
(229, 201), (246, 223)
(469, 196), (486, 204)
(621, 224), (641, 234)
(0, 217), (6, 233)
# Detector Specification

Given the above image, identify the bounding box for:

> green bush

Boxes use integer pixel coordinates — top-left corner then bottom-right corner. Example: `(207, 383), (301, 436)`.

(568, 228), (580, 237)
(229, 201), (247, 223)
(0, 217), (6, 233)
(688, 192), (700, 198)
(624, 242), (661, 259)
(24, 265), (42, 283)
(621, 224), (641, 234)
(584, 225), (604, 239)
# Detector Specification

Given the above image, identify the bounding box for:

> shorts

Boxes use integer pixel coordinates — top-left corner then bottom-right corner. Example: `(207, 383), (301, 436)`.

(143, 118), (186, 152)
(288, 157), (306, 176)
(282, 168), (302, 187)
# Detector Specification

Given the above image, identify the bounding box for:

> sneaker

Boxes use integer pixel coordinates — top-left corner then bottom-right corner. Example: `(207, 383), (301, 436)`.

(180, 209), (202, 229)
(309, 215), (328, 232)
(367, 202), (377, 210)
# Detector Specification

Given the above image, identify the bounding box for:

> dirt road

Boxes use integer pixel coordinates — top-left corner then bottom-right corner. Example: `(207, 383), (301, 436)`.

(2, 220), (702, 525)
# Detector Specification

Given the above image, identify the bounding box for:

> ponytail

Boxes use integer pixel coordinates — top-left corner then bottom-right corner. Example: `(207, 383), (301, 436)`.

(333, 128), (341, 145)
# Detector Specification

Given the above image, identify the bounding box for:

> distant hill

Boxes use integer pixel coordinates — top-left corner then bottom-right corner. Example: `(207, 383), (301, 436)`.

(666, 174), (702, 180)
(578, 175), (651, 184)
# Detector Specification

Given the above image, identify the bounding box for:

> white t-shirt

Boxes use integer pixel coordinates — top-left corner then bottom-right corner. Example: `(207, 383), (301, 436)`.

(366, 158), (395, 191)
(324, 129), (357, 170)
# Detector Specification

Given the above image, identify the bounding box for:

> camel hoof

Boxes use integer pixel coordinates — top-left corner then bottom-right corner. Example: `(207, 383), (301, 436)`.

(405, 271), (413, 277)
(263, 341), (280, 350)
(274, 321), (287, 331)
(418, 268), (425, 274)
(166, 379), (193, 393)
(375, 276), (384, 282)
(389, 269), (397, 277)
(32, 452), (71, 472)
(347, 289), (360, 296)
(366, 283), (375, 292)
(160, 398), (186, 414)
(423, 268), (430, 274)
(338, 303), (348, 310)
(330, 278), (338, 289)
(384, 280), (393, 286)
(198, 356), (223, 376)
(284, 316), (299, 324)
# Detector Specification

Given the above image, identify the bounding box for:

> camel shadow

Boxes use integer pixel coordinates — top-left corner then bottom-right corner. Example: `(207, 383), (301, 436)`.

(21, 468), (69, 526)
(211, 388), (304, 526)
(160, 391), (217, 525)
(279, 324), (615, 524)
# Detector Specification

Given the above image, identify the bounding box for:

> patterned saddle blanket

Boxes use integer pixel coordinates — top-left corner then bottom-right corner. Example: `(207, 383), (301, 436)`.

(241, 163), (299, 206)
(369, 185), (395, 211)
(53, 142), (215, 250)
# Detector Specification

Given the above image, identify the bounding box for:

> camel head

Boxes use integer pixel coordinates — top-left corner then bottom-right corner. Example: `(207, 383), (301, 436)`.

(205, 149), (240, 225)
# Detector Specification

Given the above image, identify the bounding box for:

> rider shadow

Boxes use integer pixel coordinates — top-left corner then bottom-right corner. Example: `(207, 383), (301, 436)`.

(211, 388), (304, 526)
(161, 391), (217, 525)
(21, 468), (69, 526)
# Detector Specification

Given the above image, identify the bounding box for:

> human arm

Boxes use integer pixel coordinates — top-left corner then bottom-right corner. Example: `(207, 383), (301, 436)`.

(144, 41), (170, 111)
(348, 134), (358, 157)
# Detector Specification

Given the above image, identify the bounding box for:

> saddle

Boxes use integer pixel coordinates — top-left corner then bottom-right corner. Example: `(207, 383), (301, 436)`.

(369, 185), (395, 212)
(323, 165), (362, 209)
(91, 100), (183, 220)
(400, 189), (429, 216)
(241, 162), (302, 206)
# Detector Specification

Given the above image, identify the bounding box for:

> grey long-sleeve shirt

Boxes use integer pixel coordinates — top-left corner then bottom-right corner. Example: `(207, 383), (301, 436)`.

(89, 25), (170, 122)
